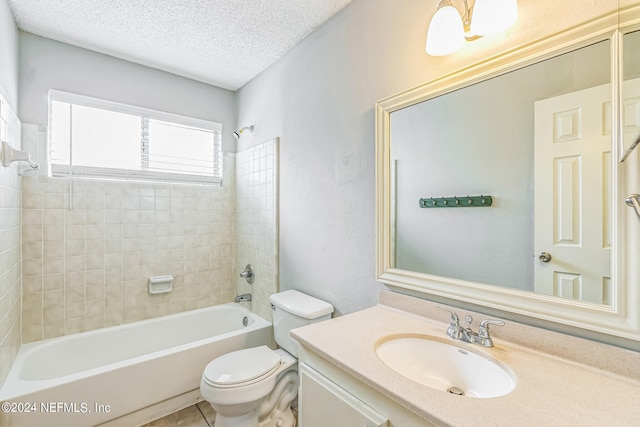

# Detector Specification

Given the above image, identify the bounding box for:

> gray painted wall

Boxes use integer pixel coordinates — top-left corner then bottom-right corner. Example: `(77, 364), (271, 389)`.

(235, 0), (444, 315)
(0, 0), (18, 108)
(235, 0), (618, 316)
(18, 32), (238, 152)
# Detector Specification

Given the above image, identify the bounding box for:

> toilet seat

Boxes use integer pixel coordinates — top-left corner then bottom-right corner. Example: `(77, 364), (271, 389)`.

(202, 346), (282, 388)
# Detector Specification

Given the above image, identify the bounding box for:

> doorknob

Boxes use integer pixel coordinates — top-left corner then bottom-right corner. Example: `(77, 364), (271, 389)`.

(625, 194), (640, 218)
(538, 252), (552, 263)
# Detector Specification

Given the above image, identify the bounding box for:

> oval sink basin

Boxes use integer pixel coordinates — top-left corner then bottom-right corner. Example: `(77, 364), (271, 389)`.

(375, 335), (515, 398)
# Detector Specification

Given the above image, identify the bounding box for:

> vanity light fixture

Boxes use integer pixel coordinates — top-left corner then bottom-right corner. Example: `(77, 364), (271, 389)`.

(426, 0), (518, 56)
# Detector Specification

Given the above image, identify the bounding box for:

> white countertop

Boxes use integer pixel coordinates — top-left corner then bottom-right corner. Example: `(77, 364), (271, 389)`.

(291, 303), (640, 427)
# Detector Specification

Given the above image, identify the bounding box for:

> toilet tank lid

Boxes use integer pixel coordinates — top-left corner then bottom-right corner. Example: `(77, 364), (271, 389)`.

(270, 290), (334, 319)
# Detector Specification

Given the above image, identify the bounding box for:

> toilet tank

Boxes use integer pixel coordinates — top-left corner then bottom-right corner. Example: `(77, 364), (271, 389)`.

(269, 290), (334, 357)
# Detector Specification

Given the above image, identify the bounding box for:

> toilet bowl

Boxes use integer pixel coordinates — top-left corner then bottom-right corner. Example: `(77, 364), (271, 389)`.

(200, 347), (296, 427)
(200, 290), (334, 427)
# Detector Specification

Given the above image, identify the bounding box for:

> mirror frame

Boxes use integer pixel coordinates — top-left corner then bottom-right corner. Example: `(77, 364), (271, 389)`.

(375, 6), (640, 344)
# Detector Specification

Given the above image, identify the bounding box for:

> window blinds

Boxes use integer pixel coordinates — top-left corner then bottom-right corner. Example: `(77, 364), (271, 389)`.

(48, 90), (223, 185)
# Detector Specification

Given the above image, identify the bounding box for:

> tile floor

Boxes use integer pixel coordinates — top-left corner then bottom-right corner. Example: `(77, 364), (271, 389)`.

(141, 400), (297, 426)
(141, 402), (216, 427)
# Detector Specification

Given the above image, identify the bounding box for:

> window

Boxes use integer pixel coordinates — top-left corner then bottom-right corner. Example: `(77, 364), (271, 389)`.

(48, 90), (222, 185)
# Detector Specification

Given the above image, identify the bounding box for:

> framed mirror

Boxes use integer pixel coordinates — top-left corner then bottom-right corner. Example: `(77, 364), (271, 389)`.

(376, 5), (640, 344)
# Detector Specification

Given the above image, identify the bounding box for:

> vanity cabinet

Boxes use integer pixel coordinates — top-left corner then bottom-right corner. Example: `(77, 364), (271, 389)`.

(298, 347), (435, 427)
(299, 364), (388, 427)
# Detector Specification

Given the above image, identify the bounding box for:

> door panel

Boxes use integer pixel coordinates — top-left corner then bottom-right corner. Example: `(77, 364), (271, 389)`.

(534, 84), (611, 304)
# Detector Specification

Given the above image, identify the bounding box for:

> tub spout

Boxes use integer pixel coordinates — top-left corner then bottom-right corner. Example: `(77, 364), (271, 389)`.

(234, 293), (252, 303)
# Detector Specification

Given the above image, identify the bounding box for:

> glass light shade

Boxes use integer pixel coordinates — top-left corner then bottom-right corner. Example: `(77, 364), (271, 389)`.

(426, 4), (465, 56)
(470, 0), (518, 36)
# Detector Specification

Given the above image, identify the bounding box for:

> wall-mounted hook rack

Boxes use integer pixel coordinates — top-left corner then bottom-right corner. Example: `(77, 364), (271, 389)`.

(419, 195), (493, 208)
(1, 140), (40, 171)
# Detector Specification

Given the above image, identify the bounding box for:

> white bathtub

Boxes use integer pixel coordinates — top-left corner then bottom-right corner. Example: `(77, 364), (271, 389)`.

(0, 303), (272, 426)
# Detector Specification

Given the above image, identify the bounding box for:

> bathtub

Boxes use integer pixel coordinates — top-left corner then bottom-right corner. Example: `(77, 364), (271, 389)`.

(0, 303), (272, 426)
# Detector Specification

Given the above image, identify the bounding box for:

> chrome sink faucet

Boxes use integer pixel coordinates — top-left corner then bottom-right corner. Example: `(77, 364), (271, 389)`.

(437, 306), (504, 348)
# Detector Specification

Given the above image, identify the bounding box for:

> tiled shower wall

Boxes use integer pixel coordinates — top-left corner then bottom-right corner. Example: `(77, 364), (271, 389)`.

(20, 124), (236, 343)
(0, 95), (22, 386)
(235, 139), (278, 322)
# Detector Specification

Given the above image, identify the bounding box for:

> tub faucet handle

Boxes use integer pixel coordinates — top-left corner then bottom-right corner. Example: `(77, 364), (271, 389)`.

(240, 264), (254, 284)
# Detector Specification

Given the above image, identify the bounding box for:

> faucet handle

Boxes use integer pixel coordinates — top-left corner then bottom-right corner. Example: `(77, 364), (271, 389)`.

(478, 319), (505, 338)
(479, 318), (505, 328)
(437, 306), (463, 340)
(240, 264), (254, 284)
(436, 306), (460, 325)
(475, 318), (505, 348)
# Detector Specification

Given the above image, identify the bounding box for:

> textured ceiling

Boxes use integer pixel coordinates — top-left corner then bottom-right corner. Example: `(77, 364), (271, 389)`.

(8, 0), (353, 90)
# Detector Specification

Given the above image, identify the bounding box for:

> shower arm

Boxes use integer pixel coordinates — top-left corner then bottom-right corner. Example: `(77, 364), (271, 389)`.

(233, 125), (255, 139)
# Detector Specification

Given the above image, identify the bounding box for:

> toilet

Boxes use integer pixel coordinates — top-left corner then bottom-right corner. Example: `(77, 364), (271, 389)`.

(200, 290), (334, 427)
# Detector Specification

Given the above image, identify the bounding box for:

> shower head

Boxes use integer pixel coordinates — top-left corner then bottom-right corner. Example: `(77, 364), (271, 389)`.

(233, 125), (254, 139)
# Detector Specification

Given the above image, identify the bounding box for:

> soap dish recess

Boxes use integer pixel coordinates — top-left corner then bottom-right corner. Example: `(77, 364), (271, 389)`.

(148, 275), (173, 294)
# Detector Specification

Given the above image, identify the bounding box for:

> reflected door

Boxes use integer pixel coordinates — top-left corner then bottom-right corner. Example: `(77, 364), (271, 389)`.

(534, 84), (611, 304)
(622, 79), (640, 157)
